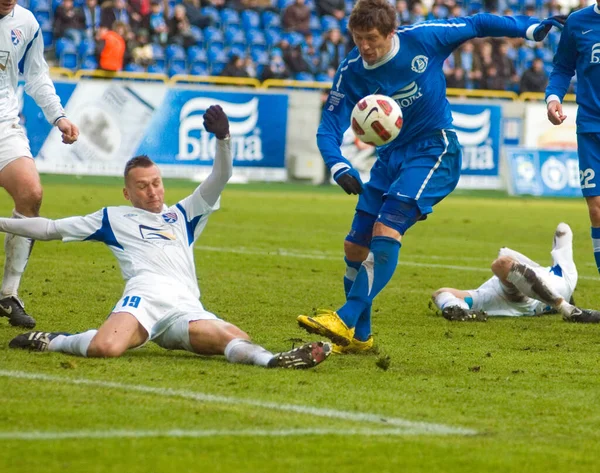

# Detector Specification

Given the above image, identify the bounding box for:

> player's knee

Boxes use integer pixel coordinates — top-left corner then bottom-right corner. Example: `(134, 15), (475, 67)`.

(491, 256), (516, 279)
(346, 210), (376, 248)
(344, 239), (369, 261)
(15, 186), (43, 216)
(432, 288), (450, 300)
(88, 338), (127, 358)
(377, 196), (421, 236)
(586, 197), (600, 226)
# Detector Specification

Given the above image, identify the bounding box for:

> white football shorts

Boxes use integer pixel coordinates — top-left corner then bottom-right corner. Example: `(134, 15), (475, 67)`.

(0, 121), (33, 171)
(468, 268), (570, 317)
(111, 276), (219, 348)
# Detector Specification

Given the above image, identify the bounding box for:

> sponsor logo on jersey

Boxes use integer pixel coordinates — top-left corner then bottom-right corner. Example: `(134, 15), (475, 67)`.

(390, 82), (423, 108)
(410, 55), (428, 73)
(11, 29), (23, 46)
(178, 98), (263, 161)
(591, 43), (600, 64)
(139, 224), (176, 240)
(162, 212), (178, 224)
(123, 213), (139, 218)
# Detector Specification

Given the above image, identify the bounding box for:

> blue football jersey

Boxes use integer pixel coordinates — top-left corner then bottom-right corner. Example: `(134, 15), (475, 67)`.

(546, 5), (600, 133)
(318, 14), (538, 170)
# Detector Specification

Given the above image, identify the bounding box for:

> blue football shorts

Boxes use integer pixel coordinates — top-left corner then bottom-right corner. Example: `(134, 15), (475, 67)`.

(354, 129), (461, 232)
(577, 133), (600, 197)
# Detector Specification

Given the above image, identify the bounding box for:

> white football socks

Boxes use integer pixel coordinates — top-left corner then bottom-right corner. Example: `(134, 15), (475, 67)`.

(434, 291), (469, 311)
(1, 211), (34, 298)
(224, 338), (274, 367)
(506, 262), (565, 311)
(48, 330), (98, 357)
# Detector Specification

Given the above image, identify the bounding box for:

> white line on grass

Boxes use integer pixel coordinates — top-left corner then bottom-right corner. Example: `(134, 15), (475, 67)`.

(0, 370), (476, 437)
(195, 245), (600, 281)
(0, 427), (451, 441)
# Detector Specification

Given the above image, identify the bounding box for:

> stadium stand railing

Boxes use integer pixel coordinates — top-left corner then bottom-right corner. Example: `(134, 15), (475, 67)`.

(169, 74), (261, 88)
(73, 69), (169, 84)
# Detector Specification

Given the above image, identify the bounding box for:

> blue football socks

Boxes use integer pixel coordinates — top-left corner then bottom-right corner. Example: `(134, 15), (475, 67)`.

(338, 236), (401, 329)
(592, 227), (600, 274)
(343, 257), (371, 342)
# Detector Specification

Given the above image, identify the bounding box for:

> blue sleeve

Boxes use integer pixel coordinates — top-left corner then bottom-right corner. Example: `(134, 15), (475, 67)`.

(316, 61), (355, 171)
(545, 20), (576, 102)
(425, 14), (539, 56)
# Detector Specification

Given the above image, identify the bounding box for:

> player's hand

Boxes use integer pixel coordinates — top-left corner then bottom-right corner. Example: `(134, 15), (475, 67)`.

(533, 15), (568, 41)
(203, 104), (230, 140)
(56, 117), (79, 144)
(547, 100), (567, 125)
(334, 167), (363, 195)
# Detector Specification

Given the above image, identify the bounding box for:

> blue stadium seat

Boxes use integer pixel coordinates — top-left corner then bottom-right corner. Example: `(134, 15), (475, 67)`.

(207, 43), (227, 64)
(125, 63), (144, 72)
(78, 38), (95, 58)
(42, 29), (53, 48)
(345, 0), (353, 12)
(80, 55), (97, 70)
(265, 29), (282, 49)
(251, 47), (269, 65)
(187, 45), (207, 63)
(316, 73), (331, 82)
(220, 8), (240, 26)
(59, 50), (78, 69)
(321, 15), (339, 32)
(34, 10), (51, 25)
(30, 0), (50, 11)
(201, 6), (220, 27)
(228, 44), (246, 58)
(210, 61), (226, 75)
(309, 15), (320, 31)
(271, 47), (283, 57)
(262, 11), (280, 29)
(246, 30), (266, 47)
(55, 37), (75, 58)
(295, 72), (314, 81)
(224, 26), (245, 45)
(166, 44), (186, 70)
(168, 63), (188, 77)
(203, 26), (224, 45)
(277, 0), (294, 9)
(17, 0), (29, 8)
(190, 61), (209, 76)
(241, 10), (260, 31)
(285, 31), (304, 47)
(340, 17), (348, 34)
(147, 62), (166, 74)
(190, 25), (203, 46)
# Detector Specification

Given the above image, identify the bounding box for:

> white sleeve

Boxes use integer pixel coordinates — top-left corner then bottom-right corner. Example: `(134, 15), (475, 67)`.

(54, 209), (105, 242)
(22, 27), (66, 125)
(0, 217), (61, 240)
(197, 138), (233, 207)
(498, 247), (541, 268)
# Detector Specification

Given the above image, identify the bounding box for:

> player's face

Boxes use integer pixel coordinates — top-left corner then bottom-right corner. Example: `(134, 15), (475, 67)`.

(123, 165), (165, 213)
(351, 28), (395, 65)
(0, 0), (17, 14)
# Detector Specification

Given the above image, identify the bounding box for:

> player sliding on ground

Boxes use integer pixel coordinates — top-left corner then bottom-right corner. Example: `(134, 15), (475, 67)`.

(432, 223), (600, 323)
(5, 105), (331, 369)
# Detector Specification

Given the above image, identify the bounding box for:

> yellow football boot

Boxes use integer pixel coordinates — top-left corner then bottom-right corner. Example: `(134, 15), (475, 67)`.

(297, 309), (355, 346)
(332, 336), (374, 354)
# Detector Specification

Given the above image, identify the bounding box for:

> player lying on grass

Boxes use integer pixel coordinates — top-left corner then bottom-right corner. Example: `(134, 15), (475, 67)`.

(4, 105), (331, 369)
(432, 223), (600, 323)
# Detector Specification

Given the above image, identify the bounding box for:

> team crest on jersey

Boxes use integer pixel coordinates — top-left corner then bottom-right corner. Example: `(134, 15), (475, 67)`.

(139, 224), (176, 241)
(162, 212), (178, 224)
(11, 29), (23, 46)
(411, 55), (428, 73)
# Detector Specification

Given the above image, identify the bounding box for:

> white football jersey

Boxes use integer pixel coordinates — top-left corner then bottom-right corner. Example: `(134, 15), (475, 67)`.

(54, 190), (219, 298)
(0, 6), (65, 124)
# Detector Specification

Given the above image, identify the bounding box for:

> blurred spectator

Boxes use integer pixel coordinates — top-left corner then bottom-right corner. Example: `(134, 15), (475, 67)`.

(168, 5), (195, 48)
(235, 0), (273, 9)
(446, 67), (467, 89)
(474, 40), (493, 87)
(149, 0), (169, 45)
(97, 22), (128, 71)
(410, 1), (425, 23)
(128, 0), (151, 31)
(282, 0), (311, 34)
(261, 54), (290, 80)
(448, 4), (463, 18)
(302, 33), (322, 74)
(207, 0), (226, 8)
(100, 0), (130, 29)
(54, 0), (86, 44)
(182, 0), (212, 29)
(83, 0), (102, 41)
(316, 0), (345, 20)
(221, 55), (250, 78)
(244, 57), (257, 78)
(543, 0), (563, 16)
(519, 58), (548, 94)
(285, 43), (311, 74)
(427, 3), (448, 20)
(494, 41), (518, 88)
(319, 27), (345, 71)
(395, 0), (410, 25)
(130, 28), (153, 67)
(481, 65), (506, 90)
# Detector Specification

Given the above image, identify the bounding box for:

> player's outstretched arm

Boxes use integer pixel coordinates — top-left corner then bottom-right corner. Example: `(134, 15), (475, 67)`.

(198, 105), (233, 207)
(0, 217), (61, 241)
(545, 18), (576, 125)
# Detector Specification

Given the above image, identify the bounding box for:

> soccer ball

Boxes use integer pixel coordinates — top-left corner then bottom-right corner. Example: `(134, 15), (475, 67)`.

(350, 94), (403, 147)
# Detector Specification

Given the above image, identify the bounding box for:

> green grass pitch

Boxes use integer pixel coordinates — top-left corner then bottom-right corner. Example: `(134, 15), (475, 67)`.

(1, 176), (600, 473)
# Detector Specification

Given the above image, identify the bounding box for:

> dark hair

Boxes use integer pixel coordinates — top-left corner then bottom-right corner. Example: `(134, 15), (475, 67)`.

(348, 0), (397, 37)
(124, 155), (155, 179)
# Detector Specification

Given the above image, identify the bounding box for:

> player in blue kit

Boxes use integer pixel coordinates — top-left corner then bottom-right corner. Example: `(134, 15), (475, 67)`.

(297, 0), (565, 351)
(546, 1), (600, 319)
